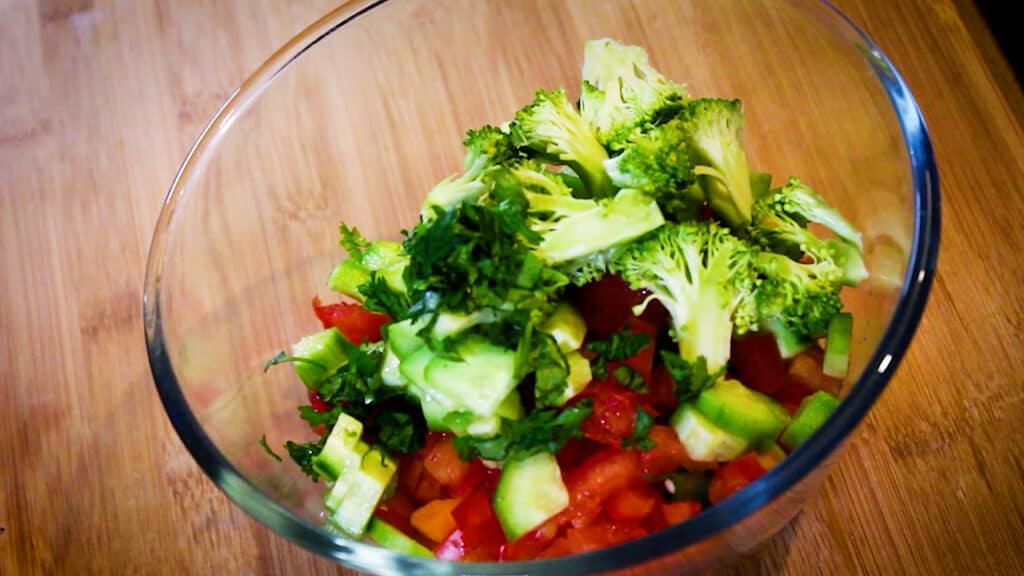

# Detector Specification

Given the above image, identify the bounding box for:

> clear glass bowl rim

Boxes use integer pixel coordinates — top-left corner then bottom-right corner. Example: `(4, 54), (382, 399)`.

(143, 1), (941, 573)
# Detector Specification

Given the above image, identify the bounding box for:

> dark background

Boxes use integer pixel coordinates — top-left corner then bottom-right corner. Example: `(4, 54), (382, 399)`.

(976, 0), (1020, 83)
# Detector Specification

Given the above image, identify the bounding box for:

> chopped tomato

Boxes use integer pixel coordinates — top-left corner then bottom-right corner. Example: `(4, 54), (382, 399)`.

(707, 453), (767, 505)
(577, 380), (645, 447)
(307, 389), (334, 412)
(423, 434), (471, 487)
(435, 528), (468, 561)
(414, 471), (444, 503)
(543, 520), (648, 556)
(374, 491), (417, 536)
(554, 438), (600, 472)
(410, 497), (461, 543)
(661, 500), (702, 525)
(450, 458), (500, 498)
(311, 296), (389, 343)
(449, 490), (506, 559)
(499, 517), (561, 561)
(729, 332), (789, 394)
(639, 425), (698, 477)
(569, 275), (667, 338)
(618, 316), (661, 384)
(562, 447), (644, 527)
(646, 365), (679, 414)
(397, 453), (424, 495)
(605, 485), (659, 523)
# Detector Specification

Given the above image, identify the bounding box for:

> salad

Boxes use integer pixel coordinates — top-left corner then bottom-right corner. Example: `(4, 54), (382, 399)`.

(263, 38), (866, 561)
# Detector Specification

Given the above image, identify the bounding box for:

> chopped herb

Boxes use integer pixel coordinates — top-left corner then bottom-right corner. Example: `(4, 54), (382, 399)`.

(454, 400), (593, 462)
(660, 353), (722, 401)
(613, 364), (647, 392)
(622, 407), (655, 451)
(263, 351), (326, 373)
(259, 434), (283, 462)
(369, 409), (424, 455)
(285, 439), (325, 482)
(298, 405), (342, 428)
(587, 324), (651, 379)
(359, 274), (409, 319)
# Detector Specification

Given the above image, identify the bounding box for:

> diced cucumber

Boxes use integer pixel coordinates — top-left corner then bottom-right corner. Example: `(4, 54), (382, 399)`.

(327, 260), (371, 301)
(290, 327), (348, 386)
(493, 452), (569, 541)
(328, 241), (407, 299)
(540, 303), (587, 352)
(386, 319), (427, 358)
(366, 518), (433, 558)
(695, 379), (791, 444)
(823, 313), (853, 378)
(779, 391), (840, 450)
(431, 309), (499, 341)
(422, 336), (518, 419)
(670, 403), (748, 462)
(313, 412), (364, 482)
(323, 440), (370, 510)
(380, 343), (407, 387)
(534, 188), (665, 263)
(327, 447), (397, 537)
(398, 346), (433, 387)
(557, 351), (593, 405)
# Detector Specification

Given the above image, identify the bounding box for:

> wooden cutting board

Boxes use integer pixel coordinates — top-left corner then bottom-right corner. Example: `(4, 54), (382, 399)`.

(1, 0), (1021, 574)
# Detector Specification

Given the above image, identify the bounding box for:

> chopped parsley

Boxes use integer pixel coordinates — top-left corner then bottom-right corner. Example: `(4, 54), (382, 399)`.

(453, 400), (593, 462)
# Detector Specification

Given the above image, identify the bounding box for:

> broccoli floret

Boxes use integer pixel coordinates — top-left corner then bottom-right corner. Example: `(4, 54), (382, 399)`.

(612, 221), (759, 373)
(512, 89), (615, 199)
(677, 98), (754, 229)
(750, 178), (867, 286)
(753, 251), (844, 347)
(579, 38), (689, 150)
(603, 117), (706, 221)
(420, 125), (518, 220)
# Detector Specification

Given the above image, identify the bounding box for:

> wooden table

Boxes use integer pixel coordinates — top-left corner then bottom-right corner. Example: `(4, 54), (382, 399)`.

(1, 1), (1021, 574)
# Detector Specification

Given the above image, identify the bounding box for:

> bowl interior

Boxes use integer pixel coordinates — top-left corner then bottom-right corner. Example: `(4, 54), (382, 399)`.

(146, 0), (933, 573)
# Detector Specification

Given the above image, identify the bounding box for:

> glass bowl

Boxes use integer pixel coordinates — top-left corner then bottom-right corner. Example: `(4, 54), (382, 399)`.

(143, 1), (939, 574)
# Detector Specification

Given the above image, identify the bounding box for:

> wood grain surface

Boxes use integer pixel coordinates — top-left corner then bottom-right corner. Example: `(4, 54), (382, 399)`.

(1, 1), (1022, 575)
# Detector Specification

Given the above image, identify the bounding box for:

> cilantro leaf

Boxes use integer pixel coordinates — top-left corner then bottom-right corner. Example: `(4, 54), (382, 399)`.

(259, 434), (283, 462)
(453, 400), (593, 462)
(516, 326), (569, 408)
(587, 324), (651, 380)
(285, 438), (325, 482)
(358, 274), (409, 319)
(613, 364), (647, 392)
(298, 405), (342, 428)
(263, 352), (326, 373)
(622, 407), (655, 451)
(660, 353), (722, 401)
(339, 223), (369, 257)
(368, 409), (424, 455)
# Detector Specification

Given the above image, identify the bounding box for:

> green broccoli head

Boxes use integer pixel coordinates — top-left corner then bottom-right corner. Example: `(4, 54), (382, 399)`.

(678, 98), (754, 230)
(754, 251), (844, 343)
(603, 117), (706, 221)
(771, 177), (863, 250)
(579, 38), (689, 150)
(612, 221), (759, 372)
(512, 88), (615, 199)
(750, 179), (867, 286)
(420, 125), (518, 220)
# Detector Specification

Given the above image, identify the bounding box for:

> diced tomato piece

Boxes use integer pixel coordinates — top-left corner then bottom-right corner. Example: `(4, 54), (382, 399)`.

(569, 275), (667, 338)
(450, 490), (506, 559)
(311, 296), (389, 343)
(435, 528), (467, 560)
(729, 332), (790, 394)
(374, 491), (418, 536)
(537, 536), (573, 559)
(307, 389), (334, 413)
(550, 521), (648, 556)
(577, 380), (645, 447)
(661, 500), (702, 525)
(450, 458), (500, 498)
(423, 435), (471, 487)
(555, 438), (600, 472)
(397, 454), (424, 496)
(618, 316), (661, 384)
(410, 497), (461, 543)
(639, 425), (698, 477)
(707, 453), (767, 505)
(413, 471), (444, 503)
(604, 486), (659, 523)
(646, 365), (679, 414)
(562, 448), (644, 528)
(499, 517), (561, 561)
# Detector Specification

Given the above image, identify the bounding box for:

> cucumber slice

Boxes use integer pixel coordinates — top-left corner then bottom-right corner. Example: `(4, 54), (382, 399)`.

(327, 447), (397, 537)
(313, 412), (364, 482)
(823, 313), (853, 378)
(366, 517), (433, 558)
(694, 379), (791, 444)
(422, 336), (518, 418)
(540, 303), (587, 352)
(493, 452), (569, 541)
(670, 403), (748, 462)
(386, 319), (427, 358)
(557, 350), (593, 406)
(779, 391), (840, 450)
(290, 327), (348, 386)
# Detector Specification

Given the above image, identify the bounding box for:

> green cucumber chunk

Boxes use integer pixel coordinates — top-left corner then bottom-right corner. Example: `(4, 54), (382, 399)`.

(493, 452), (569, 541)
(422, 336), (518, 418)
(540, 303), (587, 352)
(326, 446), (397, 537)
(312, 412), (365, 482)
(695, 379), (791, 444)
(366, 518), (433, 558)
(823, 312), (853, 378)
(670, 403), (748, 462)
(290, 327), (348, 386)
(779, 391), (840, 450)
